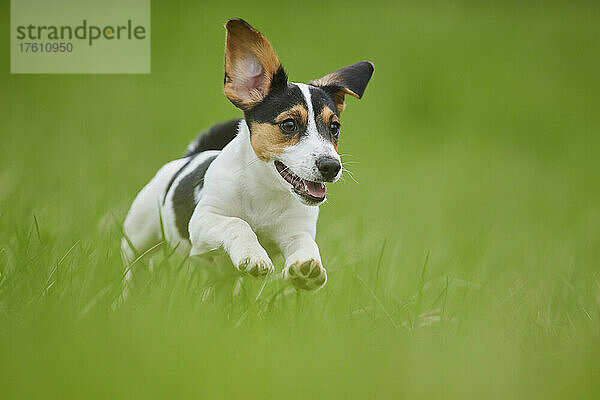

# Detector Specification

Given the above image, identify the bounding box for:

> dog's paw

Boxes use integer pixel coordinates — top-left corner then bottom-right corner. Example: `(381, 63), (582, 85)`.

(283, 259), (327, 291)
(237, 257), (274, 278)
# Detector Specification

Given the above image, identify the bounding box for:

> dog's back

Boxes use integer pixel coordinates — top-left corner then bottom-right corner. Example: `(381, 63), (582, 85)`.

(183, 118), (241, 157)
(122, 119), (241, 262)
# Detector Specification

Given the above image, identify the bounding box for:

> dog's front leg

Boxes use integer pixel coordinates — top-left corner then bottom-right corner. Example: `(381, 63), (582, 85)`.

(189, 212), (274, 277)
(278, 232), (327, 291)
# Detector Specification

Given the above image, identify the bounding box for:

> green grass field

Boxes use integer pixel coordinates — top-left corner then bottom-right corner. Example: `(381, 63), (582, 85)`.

(2, 1), (600, 398)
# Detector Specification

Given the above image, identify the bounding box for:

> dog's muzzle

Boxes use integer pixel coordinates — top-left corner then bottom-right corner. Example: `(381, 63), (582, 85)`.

(274, 160), (327, 204)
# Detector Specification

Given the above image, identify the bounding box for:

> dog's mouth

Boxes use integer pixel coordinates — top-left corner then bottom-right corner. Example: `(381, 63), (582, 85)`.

(274, 161), (326, 204)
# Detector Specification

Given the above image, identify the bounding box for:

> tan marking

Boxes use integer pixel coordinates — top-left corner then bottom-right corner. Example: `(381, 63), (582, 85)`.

(250, 122), (300, 161)
(320, 106), (340, 150)
(275, 104), (308, 125)
(320, 106), (336, 123)
(332, 92), (346, 113)
(224, 19), (281, 109)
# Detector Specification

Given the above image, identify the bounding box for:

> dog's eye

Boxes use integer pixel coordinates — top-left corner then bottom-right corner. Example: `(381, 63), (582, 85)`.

(279, 119), (297, 133)
(330, 121), (340, 137)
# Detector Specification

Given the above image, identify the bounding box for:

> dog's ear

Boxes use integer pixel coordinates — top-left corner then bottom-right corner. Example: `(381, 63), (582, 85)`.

(309, 61), (374, 113)
(224, 18), (287, 110)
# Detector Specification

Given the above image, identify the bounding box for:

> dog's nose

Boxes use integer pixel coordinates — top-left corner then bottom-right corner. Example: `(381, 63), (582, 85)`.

(316, 157), (341, 181)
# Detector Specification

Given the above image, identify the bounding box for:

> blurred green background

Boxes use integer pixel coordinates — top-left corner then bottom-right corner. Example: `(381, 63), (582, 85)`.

(1, 1), (600, 399)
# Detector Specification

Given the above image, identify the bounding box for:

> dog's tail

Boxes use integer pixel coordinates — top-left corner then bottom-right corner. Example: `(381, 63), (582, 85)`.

(183, 118), (242, 157)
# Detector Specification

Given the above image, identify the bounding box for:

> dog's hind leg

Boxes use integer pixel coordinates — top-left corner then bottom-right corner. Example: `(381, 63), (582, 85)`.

(120, 159), (188, 298)
(121, 201), (162, 301)
(122, 159), (188, 259)
(122, 192), (163, 266)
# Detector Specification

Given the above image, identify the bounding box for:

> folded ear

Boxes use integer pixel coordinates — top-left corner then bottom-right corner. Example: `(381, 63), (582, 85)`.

(224, 18), (287, 110)
(309, 61), (374, 113)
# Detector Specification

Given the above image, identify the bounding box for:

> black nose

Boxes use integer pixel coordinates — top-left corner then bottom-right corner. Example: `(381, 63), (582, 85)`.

(316, 157), (341, 181)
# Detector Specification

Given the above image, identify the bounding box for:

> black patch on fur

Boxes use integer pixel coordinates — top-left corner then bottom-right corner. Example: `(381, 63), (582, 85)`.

(244, 83), (306, 126)
(162, 159), (193, 205)
(316, 85), (342, 108)
(271, 66), (289, 92)
(309, 86), (339, 115)
(183, 119), (241, 157)
(172, 154), (218, 239)
(310, 86), (340, 142)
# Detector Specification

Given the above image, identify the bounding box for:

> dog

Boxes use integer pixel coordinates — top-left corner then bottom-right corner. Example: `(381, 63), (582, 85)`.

(122, 18), (373, 291)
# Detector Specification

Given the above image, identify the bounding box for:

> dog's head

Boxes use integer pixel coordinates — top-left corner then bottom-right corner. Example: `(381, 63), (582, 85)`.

(224, 18), (374, 206)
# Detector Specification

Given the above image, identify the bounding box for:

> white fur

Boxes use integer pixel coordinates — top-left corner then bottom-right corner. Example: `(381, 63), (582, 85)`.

(123, 105), (331, 289)
(188, 120), (322, 271)
(121, 157), (188, 261)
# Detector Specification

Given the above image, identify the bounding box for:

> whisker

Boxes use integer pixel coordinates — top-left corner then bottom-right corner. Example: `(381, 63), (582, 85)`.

(340, 164), (354, 174)
(245, 158), (262, 168)
(342, 167), (359, 184)
(229, 156), (263, 175)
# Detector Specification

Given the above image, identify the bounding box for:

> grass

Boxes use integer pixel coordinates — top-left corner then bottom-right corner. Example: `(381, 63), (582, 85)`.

(1, 1), (600, 398)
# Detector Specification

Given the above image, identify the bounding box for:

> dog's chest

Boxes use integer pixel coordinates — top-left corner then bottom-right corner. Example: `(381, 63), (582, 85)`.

(238, 193), (289, 232)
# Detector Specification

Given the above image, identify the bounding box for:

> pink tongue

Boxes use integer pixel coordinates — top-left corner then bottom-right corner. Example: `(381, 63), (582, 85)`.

(304, 180), (326, 198)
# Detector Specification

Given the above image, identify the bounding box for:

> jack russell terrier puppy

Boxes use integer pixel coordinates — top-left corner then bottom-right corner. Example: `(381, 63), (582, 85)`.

(122, 18), (374, 290)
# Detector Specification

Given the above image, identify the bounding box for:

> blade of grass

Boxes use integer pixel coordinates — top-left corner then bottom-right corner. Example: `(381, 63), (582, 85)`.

(351, 268), (399, 330)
